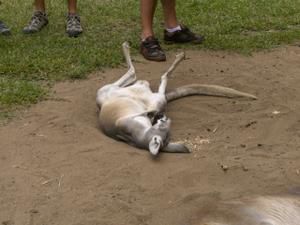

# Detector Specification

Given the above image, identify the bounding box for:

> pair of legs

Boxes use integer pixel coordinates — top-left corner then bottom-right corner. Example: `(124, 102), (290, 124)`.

(139, 0), (204, 62)
(33, 0), (78, 14)
(24, 0), (82, 37)
(140, 0), (178, 40)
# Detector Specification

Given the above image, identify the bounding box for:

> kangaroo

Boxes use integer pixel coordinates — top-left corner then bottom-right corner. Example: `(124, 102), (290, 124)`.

(200, 194), (300, 225)
(96, 42), (257, 155)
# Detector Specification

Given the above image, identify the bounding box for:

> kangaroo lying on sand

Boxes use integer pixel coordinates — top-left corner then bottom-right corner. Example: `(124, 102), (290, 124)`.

(96, 42), (256, 155)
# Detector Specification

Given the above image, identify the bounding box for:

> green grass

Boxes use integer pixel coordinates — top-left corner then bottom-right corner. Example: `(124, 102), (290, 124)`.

(1, 0), (300, 114)
(0, 78), (45, 105)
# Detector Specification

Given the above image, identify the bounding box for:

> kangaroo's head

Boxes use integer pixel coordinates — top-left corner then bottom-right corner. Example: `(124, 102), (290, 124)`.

(145, 114), (189, 155)
(146, 115), (171, 155)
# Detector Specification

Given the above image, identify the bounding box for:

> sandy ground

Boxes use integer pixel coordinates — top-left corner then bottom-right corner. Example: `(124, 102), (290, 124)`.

(0, 46), (300, 225)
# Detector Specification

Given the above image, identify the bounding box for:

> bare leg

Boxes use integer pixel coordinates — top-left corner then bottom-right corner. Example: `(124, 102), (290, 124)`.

(68, 0), (77, 14)
(34, 0), (46, 12)
(140, 0), (158, 39)
(66, 0), (83, 37)
(139, 0), (167, 62)
(23, 0), (48, 34)
(161, 0), (179, 29)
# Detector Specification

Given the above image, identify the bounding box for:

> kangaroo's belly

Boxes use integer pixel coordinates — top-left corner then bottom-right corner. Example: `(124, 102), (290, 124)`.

(98, 97), (146, 135)
(111, 85), (167, 112)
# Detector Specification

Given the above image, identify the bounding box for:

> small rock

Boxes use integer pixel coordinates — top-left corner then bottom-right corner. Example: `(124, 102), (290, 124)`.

(221, 164), (229, 172)
(245, 121), (257, 128)
(29, 209), (39, 214)
(242, 165), (249, 171)
(272, 110), (280, 115)
(2, 221), (13, 225)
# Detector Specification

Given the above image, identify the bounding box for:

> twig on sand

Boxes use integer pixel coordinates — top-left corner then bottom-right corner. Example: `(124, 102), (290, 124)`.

(58, 174), (64, 188)
(212, 126), (218, 133)
(41, 179), (54, 185)
(41, 174), (64, 187)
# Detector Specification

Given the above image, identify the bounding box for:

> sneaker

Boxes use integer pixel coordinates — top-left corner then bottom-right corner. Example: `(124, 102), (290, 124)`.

(140, 36), (166, 62)
(66, 14), (83, 37)
(164, 25), (204, 44)
(0, 20), (11, 35)
(23, 11), (48, 34)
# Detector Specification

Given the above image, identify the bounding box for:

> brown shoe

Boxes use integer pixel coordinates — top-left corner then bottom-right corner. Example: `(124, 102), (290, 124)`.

(164, 25), (204, 44)
(140, 36), (166, 62)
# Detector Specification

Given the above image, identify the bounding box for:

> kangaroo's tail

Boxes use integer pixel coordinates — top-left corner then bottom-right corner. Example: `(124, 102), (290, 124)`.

(166, 84), (257, 102)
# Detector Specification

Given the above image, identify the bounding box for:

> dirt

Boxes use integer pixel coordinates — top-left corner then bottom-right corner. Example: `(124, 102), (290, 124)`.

(0, 46), (300, 225)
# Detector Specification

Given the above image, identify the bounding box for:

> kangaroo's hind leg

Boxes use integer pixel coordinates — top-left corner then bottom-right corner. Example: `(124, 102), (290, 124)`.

(113, 42), (137, 87)
(97, 42), (137, 108)
(158, 52), (185, 94)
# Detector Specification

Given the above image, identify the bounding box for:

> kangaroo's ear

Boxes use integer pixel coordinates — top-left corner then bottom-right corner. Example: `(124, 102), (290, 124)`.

(149, 136), (161, 156)
(162, 142), (190, 153)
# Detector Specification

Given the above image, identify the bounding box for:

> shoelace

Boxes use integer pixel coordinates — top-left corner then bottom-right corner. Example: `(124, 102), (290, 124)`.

(67, 16), (80, 27)
(30, 13), (44, 26)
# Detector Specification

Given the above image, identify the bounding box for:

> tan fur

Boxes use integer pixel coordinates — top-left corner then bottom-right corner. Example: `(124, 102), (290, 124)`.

(96, 42), (257, 155)
(200, 195), (300, 225)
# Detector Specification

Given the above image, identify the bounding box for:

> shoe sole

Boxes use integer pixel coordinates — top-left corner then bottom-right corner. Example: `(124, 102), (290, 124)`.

(143, 56), (166, 62)
(140, 48), (166, 62)
(66, 31), (82, 37)
(140, 52), (166, 62)
(23, 29), (40, 34)
(164, 38), (204, 45)
(23, 21), (48, 34)
(0, 30), (11, 36)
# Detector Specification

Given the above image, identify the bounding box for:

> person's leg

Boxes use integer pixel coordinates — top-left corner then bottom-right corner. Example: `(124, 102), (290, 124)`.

(34, 0), (46, 12)
(161, 0), (204, 44)
(140, 0), (166, 62)
(66, 0), (83, 37)
(0, 20), (11, 35)
(23, 0), (48, 34)
(140, 0), (157, 40)
(67, 0), (77, 14)
(161, 0), (179, 29)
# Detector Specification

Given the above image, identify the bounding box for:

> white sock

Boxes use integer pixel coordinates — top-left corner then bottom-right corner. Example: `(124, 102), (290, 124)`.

(166, 25), (182, 33)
